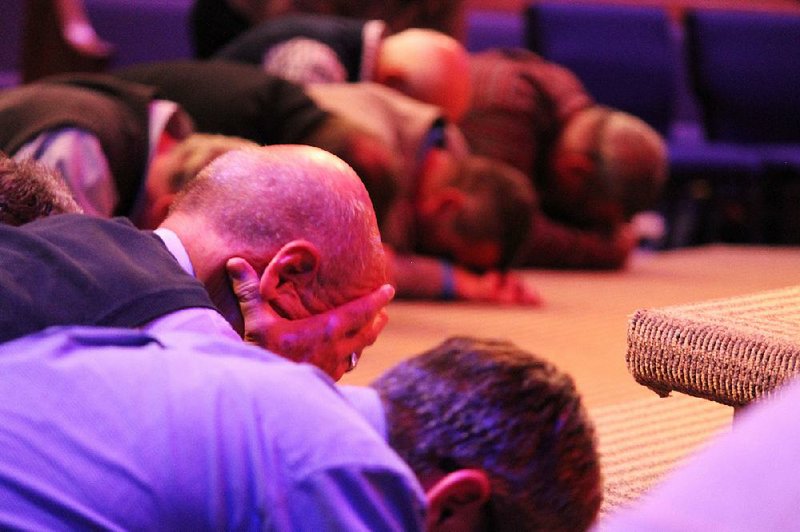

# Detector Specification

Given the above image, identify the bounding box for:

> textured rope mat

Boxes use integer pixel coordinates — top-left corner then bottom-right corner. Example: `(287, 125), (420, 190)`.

(627, 285), (800, 407)
(591, 394), (731, 516)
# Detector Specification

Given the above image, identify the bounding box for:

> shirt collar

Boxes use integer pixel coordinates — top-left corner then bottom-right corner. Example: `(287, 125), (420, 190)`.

(360, 20), (387, 82)
(153, 227), (195, 277)
(147, 100), (194, 163)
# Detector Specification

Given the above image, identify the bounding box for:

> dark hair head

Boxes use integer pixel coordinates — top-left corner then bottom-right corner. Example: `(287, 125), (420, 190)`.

(0, 155), (83, 226)
(372, 336), (602, 531)
(568, 108), (668, 222)
(448, 156), (536, 269)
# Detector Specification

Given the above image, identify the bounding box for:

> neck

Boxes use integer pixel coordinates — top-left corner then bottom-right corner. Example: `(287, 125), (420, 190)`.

(160, 214), (244, 334)
(204, 269), (244, 335)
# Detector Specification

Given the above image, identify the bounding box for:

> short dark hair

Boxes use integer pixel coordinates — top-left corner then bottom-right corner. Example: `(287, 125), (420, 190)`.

(372, 336), (602, 532)
(580, 107), (668, 219)
(449, 156), (536, 269)
(0, 155), (83, 226)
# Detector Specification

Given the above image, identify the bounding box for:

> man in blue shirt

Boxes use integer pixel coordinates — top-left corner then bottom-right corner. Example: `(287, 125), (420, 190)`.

(0, 326), (425, 530)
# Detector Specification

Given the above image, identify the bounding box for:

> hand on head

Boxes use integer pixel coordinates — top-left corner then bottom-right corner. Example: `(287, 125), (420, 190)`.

(162, 144), (390, 380)
(227, 257), (394, 381)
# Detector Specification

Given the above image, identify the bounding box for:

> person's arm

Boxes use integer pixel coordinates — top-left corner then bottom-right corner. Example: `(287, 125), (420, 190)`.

(514, 211), (636, 270)
(387, 248), (542, 306)
(226, 258), (392, 379)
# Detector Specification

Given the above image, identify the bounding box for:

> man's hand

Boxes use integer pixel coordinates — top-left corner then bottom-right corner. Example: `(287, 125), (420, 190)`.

(454, 268), (542, 306)
(226, 257), (394, 380)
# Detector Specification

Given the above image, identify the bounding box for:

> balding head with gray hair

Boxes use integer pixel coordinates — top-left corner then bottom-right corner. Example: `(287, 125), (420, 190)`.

(161, 145), (387, 358)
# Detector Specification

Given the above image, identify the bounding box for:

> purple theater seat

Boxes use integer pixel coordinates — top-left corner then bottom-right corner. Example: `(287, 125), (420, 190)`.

(464, 10), (524, 53)
(0, 0), (24, 87)
(84, 0), (193, 69)
(686, 9), (800, 144)
(685, 9), (800, 243)
(525, 1), (679, 136)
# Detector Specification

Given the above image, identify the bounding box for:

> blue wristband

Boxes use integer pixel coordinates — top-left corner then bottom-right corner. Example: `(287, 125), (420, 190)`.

(440, 261), (455, 301)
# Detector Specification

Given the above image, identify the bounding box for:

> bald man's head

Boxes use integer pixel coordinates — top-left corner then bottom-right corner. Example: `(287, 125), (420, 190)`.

(165, 145), (387, 316)
(376, 28), (472, 122)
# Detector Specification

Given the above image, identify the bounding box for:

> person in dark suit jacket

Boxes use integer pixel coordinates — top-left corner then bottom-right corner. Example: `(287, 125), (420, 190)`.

(0, 71), (257, 228)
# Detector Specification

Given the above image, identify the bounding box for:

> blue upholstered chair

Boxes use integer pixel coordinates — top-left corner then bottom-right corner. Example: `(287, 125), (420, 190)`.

(685, 9), (800, 243)
(685, 9), (800, 144)
(523, 1), (770, 247)
(525, 1), (679, 136)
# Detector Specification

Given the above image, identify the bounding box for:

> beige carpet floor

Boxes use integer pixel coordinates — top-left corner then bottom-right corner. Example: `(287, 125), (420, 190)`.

(340, 244), (800, 516)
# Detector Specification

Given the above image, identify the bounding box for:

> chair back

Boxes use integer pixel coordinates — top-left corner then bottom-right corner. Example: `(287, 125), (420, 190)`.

(685, 9), (800, 143)
(526, 1), (679, 135)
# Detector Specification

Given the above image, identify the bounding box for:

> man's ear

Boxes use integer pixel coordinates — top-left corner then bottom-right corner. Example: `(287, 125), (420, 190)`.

(425, 469), (491, 532)
(259, 240), (320, 308)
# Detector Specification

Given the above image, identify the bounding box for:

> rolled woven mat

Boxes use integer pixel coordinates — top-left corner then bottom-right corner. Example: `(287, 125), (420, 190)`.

(626, 285), (800, 407)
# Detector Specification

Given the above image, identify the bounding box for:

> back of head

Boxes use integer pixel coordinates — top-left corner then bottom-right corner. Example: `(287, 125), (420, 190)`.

(598, 110), (668, 218)
(372, 337), (602, 531)
(449, 155), (535, 269)
(0, 155), (83, 226)
(555, 107), (667, 223)
(377, 28), (472, 122)
(167, 145), (385, 297)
